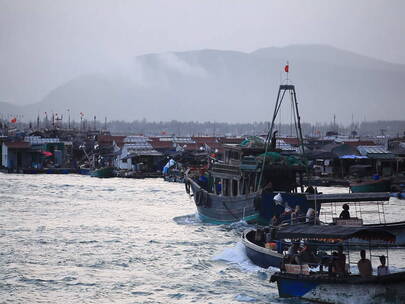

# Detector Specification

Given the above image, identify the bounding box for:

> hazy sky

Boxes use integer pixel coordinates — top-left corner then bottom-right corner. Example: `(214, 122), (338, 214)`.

(1, 0), (404, 105)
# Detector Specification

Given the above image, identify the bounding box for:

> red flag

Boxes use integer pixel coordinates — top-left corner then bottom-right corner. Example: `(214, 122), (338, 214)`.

(10, 117), (17, 123)
(284, 64), (289, 73)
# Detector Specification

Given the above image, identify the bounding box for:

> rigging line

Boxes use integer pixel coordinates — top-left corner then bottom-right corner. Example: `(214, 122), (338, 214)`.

(290, 94), (293, 137)
(259, 87), (288, 188)
(265, 88), (287, 142)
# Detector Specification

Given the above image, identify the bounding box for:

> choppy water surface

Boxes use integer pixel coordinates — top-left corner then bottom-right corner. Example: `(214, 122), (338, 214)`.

(1, 173), (405, 304)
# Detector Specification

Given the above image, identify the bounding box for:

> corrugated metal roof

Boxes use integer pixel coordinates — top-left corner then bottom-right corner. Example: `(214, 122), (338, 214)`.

(357, 145), (390, 155)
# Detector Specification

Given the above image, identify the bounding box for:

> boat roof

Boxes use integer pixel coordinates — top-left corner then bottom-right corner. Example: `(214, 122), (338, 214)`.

(275, 224), (395, 243)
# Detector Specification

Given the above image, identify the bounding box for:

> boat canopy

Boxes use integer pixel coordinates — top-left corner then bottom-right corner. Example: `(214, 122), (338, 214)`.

(275, 224), (395, 243)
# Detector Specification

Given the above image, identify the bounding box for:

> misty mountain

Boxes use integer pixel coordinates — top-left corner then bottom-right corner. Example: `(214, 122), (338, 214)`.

(3, 44), (405, 124)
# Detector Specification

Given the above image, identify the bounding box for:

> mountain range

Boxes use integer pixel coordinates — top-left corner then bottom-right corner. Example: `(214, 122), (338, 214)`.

(1, 44), (405, 124)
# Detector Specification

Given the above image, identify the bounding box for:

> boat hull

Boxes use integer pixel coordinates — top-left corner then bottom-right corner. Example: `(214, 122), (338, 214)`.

(187, 178), (259, 224)
(242, 229), (282, 268)
(271, 272), (405, 304)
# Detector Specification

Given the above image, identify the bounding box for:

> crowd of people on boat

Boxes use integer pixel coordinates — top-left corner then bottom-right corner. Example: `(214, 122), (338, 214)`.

(282, 242), (390, 277)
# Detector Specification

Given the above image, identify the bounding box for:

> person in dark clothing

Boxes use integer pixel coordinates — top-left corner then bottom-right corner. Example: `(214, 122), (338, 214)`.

(333, 245), (346, 274)
(358, 249), (372, 277)
(339, 204), (350, 219)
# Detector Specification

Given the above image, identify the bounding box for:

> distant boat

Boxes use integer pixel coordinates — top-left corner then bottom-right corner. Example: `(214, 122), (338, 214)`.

(90, 167), (115, 178)
(350, 178), (391, 193)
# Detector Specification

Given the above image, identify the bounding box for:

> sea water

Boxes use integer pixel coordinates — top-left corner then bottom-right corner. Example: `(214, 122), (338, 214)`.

(1, 173), (404, 303)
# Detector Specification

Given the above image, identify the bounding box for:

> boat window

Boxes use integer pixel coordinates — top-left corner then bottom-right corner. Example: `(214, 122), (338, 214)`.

(214, 178), (221, 195)
(223, 179), (230, 196)
(232, 179), (238, 196)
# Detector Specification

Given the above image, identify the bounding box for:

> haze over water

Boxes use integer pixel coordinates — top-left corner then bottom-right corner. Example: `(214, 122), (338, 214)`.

(1, 173), (405, 303)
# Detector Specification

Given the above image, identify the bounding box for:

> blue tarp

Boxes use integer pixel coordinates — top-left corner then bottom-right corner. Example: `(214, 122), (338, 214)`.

(339, 155), (368, 159)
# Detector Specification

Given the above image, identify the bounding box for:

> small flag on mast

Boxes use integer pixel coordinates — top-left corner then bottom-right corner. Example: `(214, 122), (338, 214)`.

(284, 63), (289, 73)
(10, 117), (17, 123)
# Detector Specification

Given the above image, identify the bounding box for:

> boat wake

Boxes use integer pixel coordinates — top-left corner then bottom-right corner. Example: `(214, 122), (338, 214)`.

(173, 213), (202, 225)
(212, 242), (276, 274)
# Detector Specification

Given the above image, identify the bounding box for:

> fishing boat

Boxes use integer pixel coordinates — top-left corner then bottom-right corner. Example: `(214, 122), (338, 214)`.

(243, 191), (405, 269)
(185, 83), (308, 224)
(270, 225), (405, 304)
(90, 166), (115, 178)
(350, 178), (391, 193)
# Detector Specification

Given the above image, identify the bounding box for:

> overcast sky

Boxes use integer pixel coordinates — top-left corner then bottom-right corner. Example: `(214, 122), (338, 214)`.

(1, 0), (404, 105)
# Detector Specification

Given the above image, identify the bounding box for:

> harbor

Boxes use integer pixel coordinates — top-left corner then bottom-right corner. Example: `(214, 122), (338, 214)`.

(1, 81), (405, 303)
(1, 174), (405, 303)
(2, 1), (405, 302)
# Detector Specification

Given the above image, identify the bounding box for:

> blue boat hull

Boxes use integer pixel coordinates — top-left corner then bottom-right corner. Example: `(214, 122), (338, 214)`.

(242, 229), (283, 268)
(271, 272), (405, 304)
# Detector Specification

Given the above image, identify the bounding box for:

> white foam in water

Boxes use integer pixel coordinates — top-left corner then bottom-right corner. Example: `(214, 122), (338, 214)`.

(234, 293), (258, 302)
(229, 220), (249, 230)
(212, 242), (265, 272)
(173, 213), (202, 225)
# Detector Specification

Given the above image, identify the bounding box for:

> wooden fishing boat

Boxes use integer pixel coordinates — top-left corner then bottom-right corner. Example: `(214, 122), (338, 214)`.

(185, 83), (307, 224)
(270, 225), (405, 304)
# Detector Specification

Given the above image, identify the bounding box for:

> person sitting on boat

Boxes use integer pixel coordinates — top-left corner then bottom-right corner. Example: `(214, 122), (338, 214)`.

(339, 204), (350, 220)
(291, 205), (304, 224)
(357, 249), (373, 277)
(286, 242), (301, 264)
(280, 207), (292, 224)
(377, 255), (390, 276)
(305, 208), (316, 224)
(295, 243), (319, 265)
(270, 215), (279, 227)
(332, 245), (346, 274)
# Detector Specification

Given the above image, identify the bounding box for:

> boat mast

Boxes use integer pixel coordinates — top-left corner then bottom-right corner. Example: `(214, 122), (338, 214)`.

(258, 70), (305, 188)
